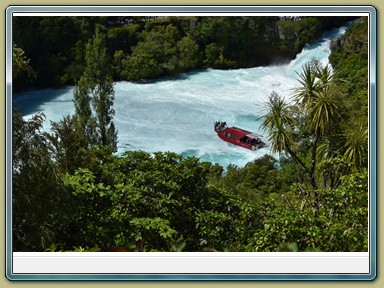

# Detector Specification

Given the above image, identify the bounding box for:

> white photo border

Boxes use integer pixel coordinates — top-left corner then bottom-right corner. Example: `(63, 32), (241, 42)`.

(5, 5), (377, 281)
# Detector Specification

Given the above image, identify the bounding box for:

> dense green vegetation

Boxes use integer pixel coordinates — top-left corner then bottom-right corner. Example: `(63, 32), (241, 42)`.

(12, 17), (369, 252)
(329, 17), (369, 123)
(13, 16), (354, 90)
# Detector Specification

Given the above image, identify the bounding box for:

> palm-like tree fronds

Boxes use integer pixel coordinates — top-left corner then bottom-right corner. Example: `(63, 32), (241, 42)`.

(343, 122), (368, 168)
(261, 92), (296, 154)
(307, 87), (343, 136)
(13, 43), (36, 79)
(293, 62), (319, 110)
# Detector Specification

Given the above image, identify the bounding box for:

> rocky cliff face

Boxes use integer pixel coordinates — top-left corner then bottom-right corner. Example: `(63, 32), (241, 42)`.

(264, 16), (357, 63)
(331, 32), (367, 54)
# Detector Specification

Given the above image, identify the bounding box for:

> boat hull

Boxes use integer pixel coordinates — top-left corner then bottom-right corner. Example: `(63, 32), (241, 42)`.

(216, 132), (261, 150)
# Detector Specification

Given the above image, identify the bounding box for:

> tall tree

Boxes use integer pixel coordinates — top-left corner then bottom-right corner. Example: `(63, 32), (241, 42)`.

(294, 61), (343, 190)
(261, 92), (310, 185)
(73, 77), (95, 147)
(73, 25), (118, 150)
(262, 60), (344, 212)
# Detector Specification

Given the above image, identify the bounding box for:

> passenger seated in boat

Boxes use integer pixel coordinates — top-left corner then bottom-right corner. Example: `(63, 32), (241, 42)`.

(240, 136), (247, 143)
(250, 138), (260, 145)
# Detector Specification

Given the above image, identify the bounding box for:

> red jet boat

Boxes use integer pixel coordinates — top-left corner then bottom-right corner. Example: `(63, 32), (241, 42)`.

(214, 121), (265, 150)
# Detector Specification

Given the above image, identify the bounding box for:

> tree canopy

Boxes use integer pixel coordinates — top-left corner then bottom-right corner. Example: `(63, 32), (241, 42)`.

(12, 16), (355, 89)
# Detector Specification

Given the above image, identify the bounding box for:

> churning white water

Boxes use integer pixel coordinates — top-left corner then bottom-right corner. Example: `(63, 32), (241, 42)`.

(13, 24), (348, 168)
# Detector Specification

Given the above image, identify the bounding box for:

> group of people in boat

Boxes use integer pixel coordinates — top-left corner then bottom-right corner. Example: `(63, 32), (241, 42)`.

(214, 121), (227, 132)
(239, 135), (261, 146)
